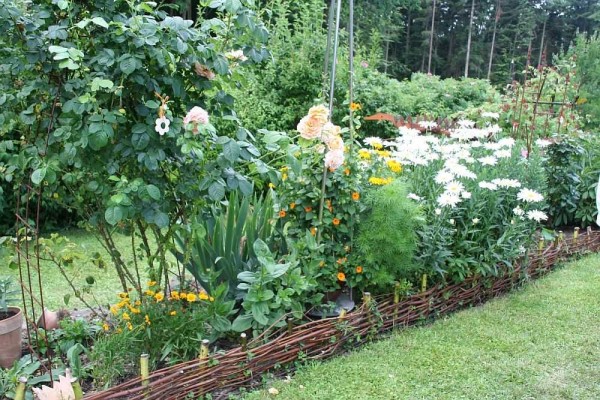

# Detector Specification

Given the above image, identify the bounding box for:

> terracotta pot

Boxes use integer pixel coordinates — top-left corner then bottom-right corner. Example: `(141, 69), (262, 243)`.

(0, 306), (23, 368)
(37, 309), (61, 331)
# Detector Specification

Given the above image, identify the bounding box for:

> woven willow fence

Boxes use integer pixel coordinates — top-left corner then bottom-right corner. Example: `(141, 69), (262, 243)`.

(85, 228), (600, 400)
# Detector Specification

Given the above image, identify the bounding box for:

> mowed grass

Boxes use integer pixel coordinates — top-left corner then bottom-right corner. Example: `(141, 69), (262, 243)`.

(246, 254), (600, 400)
(3, 229), (142, 310)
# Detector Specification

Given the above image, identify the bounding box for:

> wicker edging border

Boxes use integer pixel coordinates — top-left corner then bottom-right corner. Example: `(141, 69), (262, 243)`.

(85, 230), (600, 400)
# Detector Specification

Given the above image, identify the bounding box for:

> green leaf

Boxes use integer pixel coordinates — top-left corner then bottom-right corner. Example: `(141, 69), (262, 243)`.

(131, 132), (149, 150)
(120, 56), (137, 75)
(91, 17), (109, 29)
(63, 294), (70, 306)
(223, 140), (240, 162)
(105, 206), (124, 225)
(208, 182), (225, 201)
(154, 212), (169, 228)
(31, 168), (47, 185)
(85, 276), (95, 285)
(89, 131), (108, 150)
(231, 314), (253, 332)
(146, 184), (161, 201)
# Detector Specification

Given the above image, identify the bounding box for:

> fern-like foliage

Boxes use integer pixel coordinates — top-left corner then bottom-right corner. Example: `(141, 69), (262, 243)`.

(356, 180), (423, 288)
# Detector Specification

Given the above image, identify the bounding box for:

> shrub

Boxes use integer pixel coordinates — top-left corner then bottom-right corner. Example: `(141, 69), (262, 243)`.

(356, 180), (423, 289)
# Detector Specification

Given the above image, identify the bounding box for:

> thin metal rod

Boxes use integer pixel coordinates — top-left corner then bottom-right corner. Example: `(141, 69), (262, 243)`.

(322, 0), (336, 100)
(348, 0), (355, 153)
(317, 0), (342, 243)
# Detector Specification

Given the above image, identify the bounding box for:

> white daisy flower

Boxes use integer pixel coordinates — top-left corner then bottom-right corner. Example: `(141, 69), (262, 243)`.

(437, 192), (461, 208)
(461, 191), (472, 199)
(513, 206), (524, 216)
(418, 120), (438, 130)
(435, 170), (455, 184)
(492, 178), (521, 188)
(445, 180), (465, 194)
(407, 193), (423, 201)
(494, 149), (512, 159)
(517, 188), (544, 203)
(526, 210), (548, 222)
(478, 156), (498, 166)
(479, 181), (498, 190)
(481, 111), (500, 120)
(472, 218), (480, 224)
(535, 138), (552, 148)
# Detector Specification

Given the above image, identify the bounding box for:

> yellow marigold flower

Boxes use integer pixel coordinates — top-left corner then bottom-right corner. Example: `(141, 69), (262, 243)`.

(110, 306), (118, 315)
(373, 143), (384, 150)
(209, 296), (215, 302)
(199, 291), (209, 301)
(319, 261), (325, 268)
(332, 218), (341, 226)
(356, 266), (363, 274)
(122, 312), (130, 321)
(179, 292), (186, 300)
(337, 272), (346, 282)
(349, 102), (362, 111)
(102, 323), (110, 331)
(130, 307), (141, 314)
(282, 173), (288, 181)
(358, 149), (371, 160)
(375, 150), (390, 157)
(145, 315), (151, 325)
(369, 177), (393, 186)
(352, 192), (360, 201)
(147, 281), (157, 287)
(155, 292), (165, 302)
(186, 293), (197, 302)
(344, 168), (351, 176)
(118, 292), (128, 299)
(387, 160), (403, 173)
(170, 290), (179, 300)
(170, 311), (177, 316)
(126, 322), (133, 331)
(290, 202), (296, 210)
(280, 166), (288, 172)
(268, 182), (275, 189)
(116, 328), (123, 334)
(135, 300), (141, 306)
(144, 290), (155, 297)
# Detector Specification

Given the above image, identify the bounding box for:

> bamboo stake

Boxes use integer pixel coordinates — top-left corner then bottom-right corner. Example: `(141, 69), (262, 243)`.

(538, 237), (544, 255)
(421, 274), (428, 293)
(240, 333), (247, 352)
(199, 339), (210, 368)
(140, 354), (149, 387)
(573, 227), (579, 245)
(14, 377), (27, 400)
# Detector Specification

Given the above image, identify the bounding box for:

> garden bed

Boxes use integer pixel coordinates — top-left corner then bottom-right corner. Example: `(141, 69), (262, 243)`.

(83, 229), (600, 399)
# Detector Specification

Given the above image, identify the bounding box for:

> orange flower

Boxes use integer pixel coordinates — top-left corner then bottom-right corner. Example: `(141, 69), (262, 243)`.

(326, 199), (333, 212)
(337, 272), (346, 282)
(304, 206), (313, 213)
(290, 202), (296, 209)
(349, 102), (362, 111)
(352, 192), (360, 201)
(332, 218), (341, 226)
(344, 168), (351, 176)
(356, 266), (363, 273)
(336, 257), (347, 265)
(310, 227), (317, 236)
(279, 210), (287, 218)
(154, 292), (164, 302)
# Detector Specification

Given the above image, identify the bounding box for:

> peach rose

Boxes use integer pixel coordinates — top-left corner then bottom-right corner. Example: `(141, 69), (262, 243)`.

(297, 115), (323, 140)
(307, 104), (329, 125)
(327, 135), (344, 152)
(320, 122), (341, 144)
(324, 149), (345, 171)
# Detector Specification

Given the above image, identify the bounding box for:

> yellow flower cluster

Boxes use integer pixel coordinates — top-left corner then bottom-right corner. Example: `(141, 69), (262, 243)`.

(368, 177), (393, 186)
(169, 290), (214, 302)
(386, 160), (402, 173)
(375, 150), (391, 158)
(358, 149), (371, 160)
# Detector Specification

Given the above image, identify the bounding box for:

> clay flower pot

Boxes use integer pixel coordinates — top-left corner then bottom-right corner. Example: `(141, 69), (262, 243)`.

(37, 309), (63, 331)
(0, 306), (23, 368)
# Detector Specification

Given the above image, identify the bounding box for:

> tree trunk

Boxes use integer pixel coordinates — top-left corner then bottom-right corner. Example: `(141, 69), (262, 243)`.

(427, 0), (437, 74)
(465, 0), (476, 78)
(405, 8), (412, 64)
(487, 0), (501, 80)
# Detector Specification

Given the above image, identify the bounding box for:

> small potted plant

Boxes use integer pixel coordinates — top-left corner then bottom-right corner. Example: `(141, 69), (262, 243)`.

(0, 276), (23, 368)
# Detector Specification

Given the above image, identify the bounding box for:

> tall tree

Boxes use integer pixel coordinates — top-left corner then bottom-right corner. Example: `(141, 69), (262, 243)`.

(464, 0), (476, 77)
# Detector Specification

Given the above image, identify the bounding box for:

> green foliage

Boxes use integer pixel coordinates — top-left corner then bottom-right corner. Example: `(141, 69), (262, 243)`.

(355, 71), (499, 138)
(0, 276), (19, 313)
(175, 192), (276, 299)
(0, 0), (271, 295)
(565, 33), (600, 128)
(545, 138), (584, 227)
(89, 329), (136, 389)
(0, 355), (43, 400)
(356, 180), (423, 288)
(232, 239), (313, 335)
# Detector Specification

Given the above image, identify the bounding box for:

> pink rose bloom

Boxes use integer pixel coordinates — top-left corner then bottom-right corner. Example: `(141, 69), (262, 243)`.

(521, 148), (528, 158)
(360, 60), (369, 68)
(297, 115), (323, 140)
(324, 149), (345, 171)
(307, 104), (329, 125)
(184, 106), (209, 126)
(320, 122), (341, 144)
(327, 135), (344, 152)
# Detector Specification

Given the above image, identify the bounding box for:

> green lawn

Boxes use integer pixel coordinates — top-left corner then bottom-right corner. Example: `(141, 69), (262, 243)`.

(246, 254), (600, 400)
(2, 229), (140, 311)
